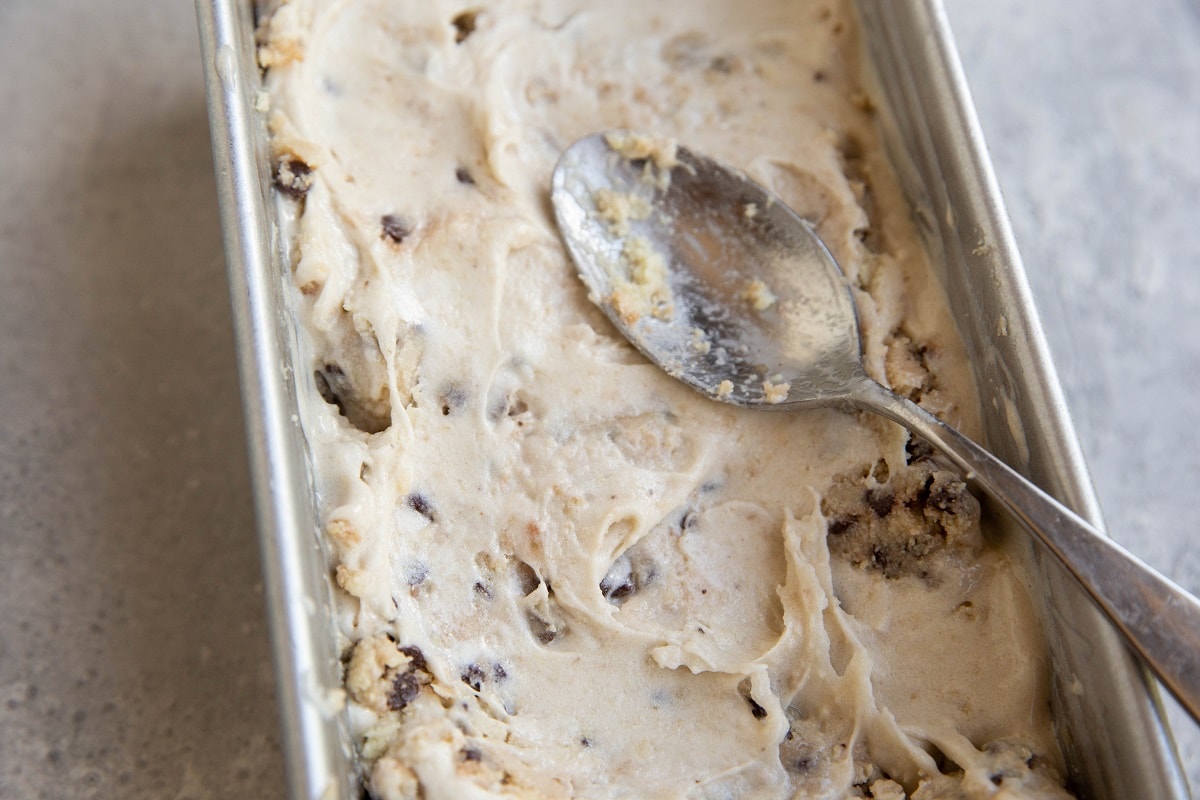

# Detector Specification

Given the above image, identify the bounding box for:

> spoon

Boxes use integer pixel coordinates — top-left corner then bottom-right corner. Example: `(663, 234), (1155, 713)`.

(550, 129), (1200, 724)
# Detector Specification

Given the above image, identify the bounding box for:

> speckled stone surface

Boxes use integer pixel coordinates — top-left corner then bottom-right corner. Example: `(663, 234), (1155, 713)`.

(0, 3), (284, 798)
(0, 1), (1194, 798)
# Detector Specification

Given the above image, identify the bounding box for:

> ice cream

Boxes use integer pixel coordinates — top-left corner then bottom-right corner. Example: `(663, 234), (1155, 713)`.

(256, 0), (1076, 797)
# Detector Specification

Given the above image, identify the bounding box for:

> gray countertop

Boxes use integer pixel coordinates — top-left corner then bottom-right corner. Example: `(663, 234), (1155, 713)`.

(0, 1), (1195, 797)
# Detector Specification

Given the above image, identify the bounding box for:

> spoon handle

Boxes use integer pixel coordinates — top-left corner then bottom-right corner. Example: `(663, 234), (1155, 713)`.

(852, 375), (1200, 724)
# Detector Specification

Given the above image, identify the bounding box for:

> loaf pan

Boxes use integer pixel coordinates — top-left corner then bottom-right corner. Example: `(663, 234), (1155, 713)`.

(195, 0), (1189, 796)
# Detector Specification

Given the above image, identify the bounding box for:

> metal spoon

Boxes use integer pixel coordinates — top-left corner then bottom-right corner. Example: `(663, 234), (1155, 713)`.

(550, 129), (1200, 723)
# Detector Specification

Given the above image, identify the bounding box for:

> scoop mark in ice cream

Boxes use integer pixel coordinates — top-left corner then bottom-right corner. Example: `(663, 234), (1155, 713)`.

(313, 364), (392, 434)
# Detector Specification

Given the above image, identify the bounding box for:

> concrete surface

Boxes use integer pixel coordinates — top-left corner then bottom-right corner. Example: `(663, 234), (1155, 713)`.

(0, 3), (283, 798)
(0, 0), (1195, 797)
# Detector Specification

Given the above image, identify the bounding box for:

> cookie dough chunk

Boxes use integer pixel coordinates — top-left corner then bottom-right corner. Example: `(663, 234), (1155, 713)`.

(822, 459), (981, 578)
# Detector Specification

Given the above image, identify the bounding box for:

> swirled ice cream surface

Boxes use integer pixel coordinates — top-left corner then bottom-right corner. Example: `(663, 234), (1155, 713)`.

(257, 1), (1076, 798)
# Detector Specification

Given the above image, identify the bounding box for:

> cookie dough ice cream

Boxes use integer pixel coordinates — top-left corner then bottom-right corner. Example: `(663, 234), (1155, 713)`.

(257, 1), (1077, 797)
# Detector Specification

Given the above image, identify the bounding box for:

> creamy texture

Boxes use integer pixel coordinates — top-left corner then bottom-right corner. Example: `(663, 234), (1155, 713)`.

(258, 1), (1075, 798)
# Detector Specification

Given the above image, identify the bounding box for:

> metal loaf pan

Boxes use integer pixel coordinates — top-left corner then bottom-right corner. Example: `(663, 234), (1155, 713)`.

(196, 1), (1189, 797)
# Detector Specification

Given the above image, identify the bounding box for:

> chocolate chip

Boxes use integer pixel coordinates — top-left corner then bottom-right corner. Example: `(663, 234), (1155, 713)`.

(990, 773), (1004, 786)
(455, 167), (476, 185)
(440, 384), (469, 416)
(866, 487), (894, 517)
(274, 157), (314, 198)
(600, 549), (658, 605)
(747, 696), (768, 719)
(599, 573), (635, 600)
(513, 560), (541, 595)
(381, 214), (412, 244)
(387, 671), (420, 711)
(600, 553), (635, 602)
(905, 436), (935, 464)
(526, 613), (559, 644)
(870, 545), (892, 572)
(827, 517), (854, 536)
(473, 581), (492, 599)
(580, 737), (591, 747)
(914, 474), (934, 507)
(461, 746), (482, 762)
(399, 645), (427, 673)
(928, 480), (959, 512)
(708, 55), (734, 74)
(461, 664), (486, 692)
(492, 663), (507, 681)
(407, 493), (435, 521)
(451, 10), (479, 43)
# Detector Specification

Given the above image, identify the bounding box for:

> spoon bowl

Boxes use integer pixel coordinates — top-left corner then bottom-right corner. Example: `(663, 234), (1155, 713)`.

(551, 130), (865, 407)
(551, 129), (1200, 725)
